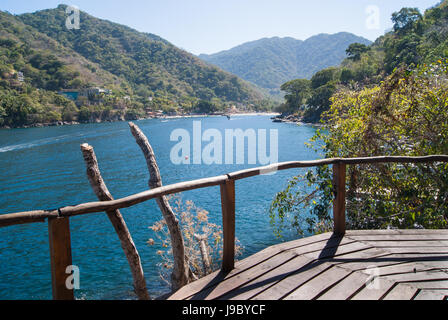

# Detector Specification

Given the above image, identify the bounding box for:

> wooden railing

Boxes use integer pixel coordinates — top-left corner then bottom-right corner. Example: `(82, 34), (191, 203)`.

(1, 155), (447, 299)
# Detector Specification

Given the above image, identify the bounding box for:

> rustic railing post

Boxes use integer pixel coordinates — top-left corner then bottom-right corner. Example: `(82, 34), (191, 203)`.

(48, 217), (74, 300)
(129, 122), (191, 290)
(220, 179), (236, 273)
(333, 162), (347, 235)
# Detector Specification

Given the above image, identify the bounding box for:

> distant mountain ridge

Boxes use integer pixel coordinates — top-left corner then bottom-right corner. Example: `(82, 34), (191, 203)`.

(199, 32), (372, 92)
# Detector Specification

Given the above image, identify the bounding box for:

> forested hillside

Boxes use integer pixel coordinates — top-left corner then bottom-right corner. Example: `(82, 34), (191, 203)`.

(18, 5), (266, 107)
(278, 1), (448, 123)
(0, 10), (131, 127)
(199, 33), (371, 94)
(0, 5), (270, 128)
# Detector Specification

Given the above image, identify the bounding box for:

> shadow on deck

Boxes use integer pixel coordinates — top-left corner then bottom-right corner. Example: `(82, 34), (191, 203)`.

(168, 229), (448, 300)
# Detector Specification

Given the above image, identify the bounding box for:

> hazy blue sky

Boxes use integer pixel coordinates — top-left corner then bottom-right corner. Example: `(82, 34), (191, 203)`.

(0, 0), (440, 54)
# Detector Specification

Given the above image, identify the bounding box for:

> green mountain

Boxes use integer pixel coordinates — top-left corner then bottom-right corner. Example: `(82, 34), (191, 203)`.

(0, 5), (269, 128)
(199, 33), (371, 94)
(18, 5), (265, 104)
(0, 10), (127, 88)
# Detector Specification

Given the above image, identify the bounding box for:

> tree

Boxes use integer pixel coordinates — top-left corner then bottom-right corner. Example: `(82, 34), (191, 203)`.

(195, 100), (220, 114)
(384, 33), (422, 73)
(62, 103), (78, 121)
(340, 68), (354, 84)
(346, 43), (370, 61)
(310, 67), (337, 89)
(392, 8), (422, 33)
(304, 83), (336, 122)
(280, 79), (311, 114)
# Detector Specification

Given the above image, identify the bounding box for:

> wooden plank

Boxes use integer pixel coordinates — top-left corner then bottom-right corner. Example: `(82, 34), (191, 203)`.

(317, 270), (374, 300)
(382, 252), (448, 262)
(48, 217), (74, 300)
(259, 232), (335, 255)
(253, 262), (336, 300)
(346, 234), (448, 241)
(283, 265), (352, 300)
(414, 289), (448, 300)
(401, 280), (448, 289)
(221, 179), (236, 272)
(372, 247), (448, 254)
(382, 283), (418, 300)
(284, 266), (351, 300)
(302, 239), (372, 261)
(0, 210), (59, 228)
(320, 248), (395, 271)
(333, 162), (346, 235)
(357, 240), (448, 247)
(358, 262), (429, 278)
(351, 279), (395, 300)
(329, 254), (411, 272)
(352, 270), (448, 300)
(346, 229), (448, 236)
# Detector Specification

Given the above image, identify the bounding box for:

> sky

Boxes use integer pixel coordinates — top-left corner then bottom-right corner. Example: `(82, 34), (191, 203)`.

(0, 0), (441, 55)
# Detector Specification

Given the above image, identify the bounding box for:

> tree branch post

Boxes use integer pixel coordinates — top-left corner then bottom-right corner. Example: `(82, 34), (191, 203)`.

(81, 143), (150, 300)
(128, 122), (190, 291)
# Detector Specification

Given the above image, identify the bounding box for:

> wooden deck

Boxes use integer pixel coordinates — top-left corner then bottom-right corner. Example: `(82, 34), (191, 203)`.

(168, 229), (448, 300)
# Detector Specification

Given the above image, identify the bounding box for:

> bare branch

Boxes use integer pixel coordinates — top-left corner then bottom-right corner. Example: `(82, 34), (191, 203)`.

(81, 143), (150, 300)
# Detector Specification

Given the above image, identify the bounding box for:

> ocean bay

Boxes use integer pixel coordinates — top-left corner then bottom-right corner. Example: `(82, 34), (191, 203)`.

(0, 115), (318, 299)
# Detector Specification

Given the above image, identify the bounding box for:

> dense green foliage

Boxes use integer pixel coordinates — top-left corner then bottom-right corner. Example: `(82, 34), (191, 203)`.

(279, 1), (448, 123)
(277, 66), (339, 122)
(271, 61), (448, 236)
(199, 33), (371, 95)
(0, 6), (270, 127)
(0, 11), (99, 126)
(270, 1), (448, 236)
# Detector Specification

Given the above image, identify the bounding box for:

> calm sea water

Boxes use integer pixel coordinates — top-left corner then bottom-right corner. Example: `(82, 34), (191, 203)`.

(0, 115), (319, 300)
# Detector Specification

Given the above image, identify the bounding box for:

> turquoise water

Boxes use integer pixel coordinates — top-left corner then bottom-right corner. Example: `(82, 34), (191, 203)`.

(0, 115), (318, 300)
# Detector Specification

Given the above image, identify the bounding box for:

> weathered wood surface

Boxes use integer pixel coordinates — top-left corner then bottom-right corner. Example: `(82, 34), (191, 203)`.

(220, 179), (236, 273)
(48, 217), (74, 300)
(167, 229), (448, 300)
(81, 144), (150, 300)
(227, 155), (448, 180)
(332, 162), (346, 235)
(129, 122), (190, 291)
(2, 155), (448, 227)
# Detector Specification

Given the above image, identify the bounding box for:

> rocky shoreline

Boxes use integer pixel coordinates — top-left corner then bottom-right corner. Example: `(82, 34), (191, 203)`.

(271, 114), (322, 126)
(272, 114), (302, 123)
